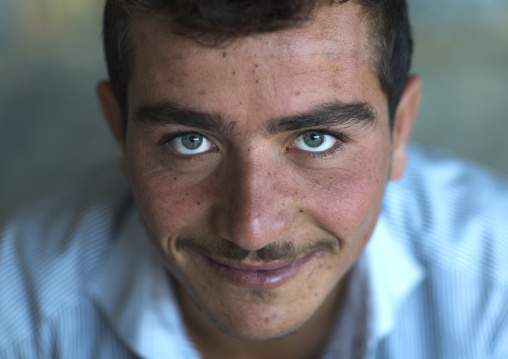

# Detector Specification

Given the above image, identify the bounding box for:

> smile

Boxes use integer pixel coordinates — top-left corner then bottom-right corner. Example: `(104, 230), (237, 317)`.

(193, 251), (319, 289)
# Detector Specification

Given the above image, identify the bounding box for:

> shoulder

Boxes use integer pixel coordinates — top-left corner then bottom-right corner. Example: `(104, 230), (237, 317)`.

(0, 163), (133, 350)
(383, 146), (508, 284)
(379, 147), (508, 356)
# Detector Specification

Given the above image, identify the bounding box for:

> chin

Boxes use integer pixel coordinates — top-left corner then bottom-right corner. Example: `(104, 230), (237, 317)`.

(177, 271), (337, 342)
(198, 296), (315, 341)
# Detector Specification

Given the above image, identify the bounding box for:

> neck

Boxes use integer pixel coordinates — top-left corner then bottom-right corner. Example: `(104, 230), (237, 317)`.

(174, 278), (346, 359)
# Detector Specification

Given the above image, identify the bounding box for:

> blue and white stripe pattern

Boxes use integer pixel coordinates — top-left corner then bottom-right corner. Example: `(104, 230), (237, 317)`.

(1, 146), (507, 358)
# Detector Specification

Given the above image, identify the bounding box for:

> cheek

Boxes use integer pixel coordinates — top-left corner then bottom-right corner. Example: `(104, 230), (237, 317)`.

(291, 146), (389, 237)
(125, 142), (217, 238)
(134, 180), (203, 236)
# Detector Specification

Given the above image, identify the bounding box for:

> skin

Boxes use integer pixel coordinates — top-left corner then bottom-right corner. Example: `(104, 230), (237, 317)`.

(98, 2), (421, 359)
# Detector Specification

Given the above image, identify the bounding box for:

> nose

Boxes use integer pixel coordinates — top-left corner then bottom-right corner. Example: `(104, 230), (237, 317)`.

(213, 152), (292, 252)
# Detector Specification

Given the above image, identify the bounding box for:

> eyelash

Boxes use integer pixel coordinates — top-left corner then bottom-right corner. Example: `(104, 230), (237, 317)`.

(159, 131), (197, 146)
(290, 128), (350, 159)
(159, 131), (218, 161)
(159, 128), (350, 160)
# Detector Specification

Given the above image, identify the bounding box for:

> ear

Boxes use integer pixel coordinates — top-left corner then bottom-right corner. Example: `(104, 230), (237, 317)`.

(390, 75), (421, 180)
(97, 80), (125, 147)
(96, 80), (128, 177)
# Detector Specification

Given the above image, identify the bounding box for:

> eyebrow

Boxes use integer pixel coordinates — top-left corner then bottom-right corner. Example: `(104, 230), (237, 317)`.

(134, 101), (237, 135)
(266, 101), (376, 135)
(133, 100), (376, 135)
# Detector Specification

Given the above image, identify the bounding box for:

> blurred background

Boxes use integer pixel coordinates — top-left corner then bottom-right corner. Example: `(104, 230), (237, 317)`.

(1, 0), (508, 216)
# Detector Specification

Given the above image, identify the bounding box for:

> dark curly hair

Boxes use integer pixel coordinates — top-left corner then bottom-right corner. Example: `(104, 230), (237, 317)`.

(102, 0), (412, 126)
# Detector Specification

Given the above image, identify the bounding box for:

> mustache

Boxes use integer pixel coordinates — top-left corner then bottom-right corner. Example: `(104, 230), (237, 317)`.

(176, 235), (339, 263)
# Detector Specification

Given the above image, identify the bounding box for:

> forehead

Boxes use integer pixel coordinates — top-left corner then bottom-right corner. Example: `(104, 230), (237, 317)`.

(127, 2), (385, 124)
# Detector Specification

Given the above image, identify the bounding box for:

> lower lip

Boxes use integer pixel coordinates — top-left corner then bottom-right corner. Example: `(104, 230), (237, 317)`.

(195, 252), (318, 289)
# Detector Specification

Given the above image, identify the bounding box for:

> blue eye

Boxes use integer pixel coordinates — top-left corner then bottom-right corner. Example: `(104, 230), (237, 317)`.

(293, 131), (338, 152)
(169, 133), (214, 155)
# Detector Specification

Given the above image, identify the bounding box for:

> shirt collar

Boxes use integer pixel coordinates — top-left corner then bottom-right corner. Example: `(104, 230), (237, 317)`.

(322, 212), (425, 358)
(363, 211), (426, 346)
(87, 206), (199, 359)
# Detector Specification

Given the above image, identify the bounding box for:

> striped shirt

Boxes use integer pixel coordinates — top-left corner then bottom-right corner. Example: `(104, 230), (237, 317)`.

(1, 146), (507, 358)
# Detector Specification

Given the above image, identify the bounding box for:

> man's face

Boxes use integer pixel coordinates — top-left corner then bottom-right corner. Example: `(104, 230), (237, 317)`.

(119, 2), (401, 340)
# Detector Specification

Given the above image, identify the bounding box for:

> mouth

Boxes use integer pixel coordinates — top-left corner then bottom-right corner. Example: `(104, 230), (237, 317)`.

(192, 251), (319, 289)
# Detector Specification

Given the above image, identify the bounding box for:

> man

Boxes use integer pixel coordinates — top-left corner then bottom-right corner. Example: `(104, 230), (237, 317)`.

(1, 0), (507, 358)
